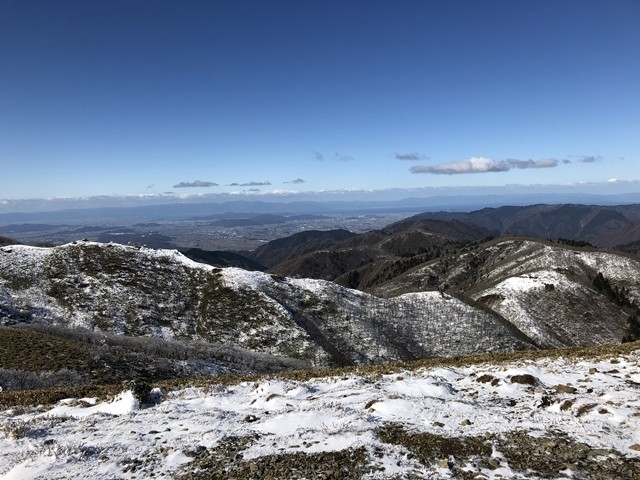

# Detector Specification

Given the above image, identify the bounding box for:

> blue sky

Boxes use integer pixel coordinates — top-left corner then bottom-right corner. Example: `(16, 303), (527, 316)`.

(1, 0), (639, 205)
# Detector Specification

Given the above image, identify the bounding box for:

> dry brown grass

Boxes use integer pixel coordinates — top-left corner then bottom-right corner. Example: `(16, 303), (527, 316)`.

(157, 340), (640, 393)
(2, 340), (638, 409)
(0, 327), (94, 373)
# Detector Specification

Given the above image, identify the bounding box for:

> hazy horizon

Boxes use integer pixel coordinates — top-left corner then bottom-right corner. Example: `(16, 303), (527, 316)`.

(1, 181), (639, 221)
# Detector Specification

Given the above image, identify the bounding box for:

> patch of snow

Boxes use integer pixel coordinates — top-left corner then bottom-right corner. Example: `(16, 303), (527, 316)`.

(1, 350), (638, 479)
(164, 450), (193, 468)
(43, 391), (139, 418)
(0, 455), (57, 480)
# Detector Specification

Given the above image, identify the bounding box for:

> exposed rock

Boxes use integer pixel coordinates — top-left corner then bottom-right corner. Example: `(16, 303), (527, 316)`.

(181, 439), (374, 480)
(510, 374), (540, 386)
(554, 384), (577, 394)
(377, 426), (640, 480)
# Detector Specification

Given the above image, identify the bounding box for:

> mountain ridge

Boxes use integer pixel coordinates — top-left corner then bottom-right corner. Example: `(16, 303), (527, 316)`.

(399, 203), (640, 249)
(0, 241), (534, 368)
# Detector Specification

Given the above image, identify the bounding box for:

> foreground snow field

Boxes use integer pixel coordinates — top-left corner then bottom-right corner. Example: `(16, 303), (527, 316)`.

(1, 349), (639, 479)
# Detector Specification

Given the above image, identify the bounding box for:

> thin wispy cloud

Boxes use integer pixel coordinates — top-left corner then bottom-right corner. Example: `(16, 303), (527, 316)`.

(314, 151), (355, 162)
(227, 181), (272, 187)
(410, 157), (559, 175)
(395, 152), (429, 161)
(284, 178), (306, 184)
(334, 152), (354, 162)
(507, 159), (559, 169)
(173, 180), (218, 188)
(564, 154), (603, 164)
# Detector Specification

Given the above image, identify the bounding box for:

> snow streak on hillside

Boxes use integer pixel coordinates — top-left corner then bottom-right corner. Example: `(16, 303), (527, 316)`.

(381, 239), (640, 348)
(0, 349), (638, 479)
(468, 241), (640, 347)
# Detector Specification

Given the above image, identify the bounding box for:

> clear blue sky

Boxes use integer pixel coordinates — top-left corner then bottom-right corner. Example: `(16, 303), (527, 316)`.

(1, 0), (639, 203)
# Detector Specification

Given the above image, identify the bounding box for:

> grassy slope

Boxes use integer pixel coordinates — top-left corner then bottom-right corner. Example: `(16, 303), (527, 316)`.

(2, 336), (638, 409)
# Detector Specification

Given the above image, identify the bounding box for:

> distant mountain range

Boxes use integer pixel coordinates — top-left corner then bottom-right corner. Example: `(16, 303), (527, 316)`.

(1, 192), (639, 223)
(259, 219), (491, 290)
(242, 204), (640, 283)
(246, 229), (357, 268)
(405, 203), (640, 250)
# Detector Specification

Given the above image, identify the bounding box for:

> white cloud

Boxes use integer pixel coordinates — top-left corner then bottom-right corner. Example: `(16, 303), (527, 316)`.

(227, 181), (271, 187)
(410, 157), (559, 175)
(173, 180), (218, 188)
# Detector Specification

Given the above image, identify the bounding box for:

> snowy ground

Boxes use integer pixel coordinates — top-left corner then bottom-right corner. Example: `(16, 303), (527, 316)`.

(1, 349), (639, 479)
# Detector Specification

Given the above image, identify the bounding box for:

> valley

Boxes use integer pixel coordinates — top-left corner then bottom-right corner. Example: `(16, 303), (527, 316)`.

(0, 212), (414, 252)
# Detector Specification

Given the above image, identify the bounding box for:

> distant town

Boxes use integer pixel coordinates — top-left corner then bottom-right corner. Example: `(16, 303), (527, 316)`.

(0, 212), (415, 251)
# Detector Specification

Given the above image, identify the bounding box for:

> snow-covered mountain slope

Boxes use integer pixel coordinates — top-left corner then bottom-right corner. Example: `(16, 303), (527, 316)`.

(376, 239), (640, 348)
(1, 345), (638, 479)
(0, 242), (532, 366)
